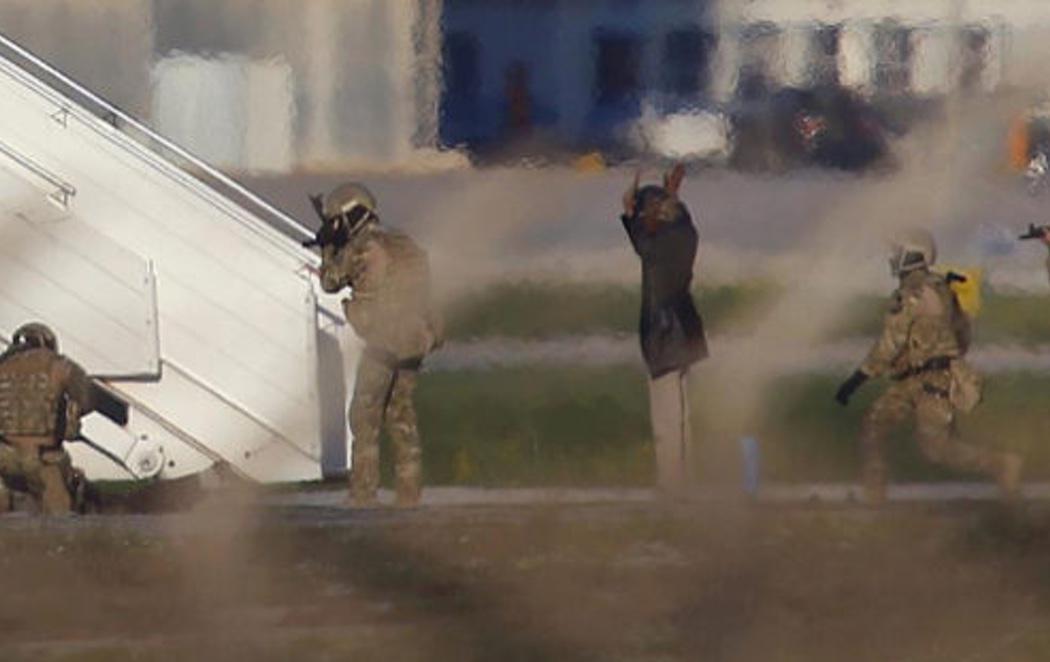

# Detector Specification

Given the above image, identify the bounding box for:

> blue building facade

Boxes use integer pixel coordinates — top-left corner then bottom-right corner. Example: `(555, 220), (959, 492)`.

(440, 0), (716, 154)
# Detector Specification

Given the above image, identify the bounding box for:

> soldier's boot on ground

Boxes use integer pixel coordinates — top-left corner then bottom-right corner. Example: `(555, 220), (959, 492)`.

(0, 480), (11, 514)
(39, 450), (75, 516)
(348, 484), (381, 509)
(997, 452), (1024, 501)
(393, 452), (422, 508)
(863, 482), (887, 507)
(862, 469), (888, 507)
(347, 436), (382, 509)
(395, 480), (421, 509)
(349, 496), (381, 509)
(69, 469), (100, 514)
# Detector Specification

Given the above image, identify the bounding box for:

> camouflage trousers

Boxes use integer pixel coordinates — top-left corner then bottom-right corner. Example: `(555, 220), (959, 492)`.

(0, 437), (76, 515)
(348, 352), (422, 507)
(859, 370), (1007, 499)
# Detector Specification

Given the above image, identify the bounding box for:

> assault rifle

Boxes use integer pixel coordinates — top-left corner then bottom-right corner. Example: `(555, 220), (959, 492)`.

(301, 193), (350, 250)
(1018, 223), (1050, 241)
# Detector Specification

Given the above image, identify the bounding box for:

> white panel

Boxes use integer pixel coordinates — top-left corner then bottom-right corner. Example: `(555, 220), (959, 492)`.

(243, 59), (295, 172)
(151, 56), (246, 168)
(911, 28), (955, 96)
(710, 28), (742, 103)
(152, 55), (295, 173)
(780, 27), (815, 88)
(0, 172), (158, 378)
(118, 364), (321, 482)
(839, 22), (875, 92)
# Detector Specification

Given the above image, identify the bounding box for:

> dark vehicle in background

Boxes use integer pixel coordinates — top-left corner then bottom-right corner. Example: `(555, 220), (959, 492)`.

(729, 85), (891, 172)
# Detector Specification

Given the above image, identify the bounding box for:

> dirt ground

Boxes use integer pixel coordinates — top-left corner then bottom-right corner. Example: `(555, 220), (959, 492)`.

(1, 492), (1049, 662)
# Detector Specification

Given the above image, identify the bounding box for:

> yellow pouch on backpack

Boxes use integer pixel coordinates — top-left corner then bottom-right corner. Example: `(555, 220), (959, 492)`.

(939, 266), (982, 319)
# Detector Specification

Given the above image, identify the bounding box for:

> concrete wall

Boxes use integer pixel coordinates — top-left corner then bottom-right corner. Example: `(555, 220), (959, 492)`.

(715, 0), (1050, 99)
(153, 0), (442, 170)
(0, 0), (154, 116)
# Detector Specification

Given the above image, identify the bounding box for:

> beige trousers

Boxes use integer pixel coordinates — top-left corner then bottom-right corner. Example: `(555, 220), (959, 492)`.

(648, 369), (692, 491)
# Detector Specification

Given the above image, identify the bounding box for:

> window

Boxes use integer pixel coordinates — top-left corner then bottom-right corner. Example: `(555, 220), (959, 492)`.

(443, 31), (481, 106)
(737, 22), (780, 100)
(813, 24), (841, 86)
(440, 31), (482, 147)
(873, 21), (913, 95)
(662, 27), (716, 99)
(594, 31), (642, 105)
(959, 26), (989, 92)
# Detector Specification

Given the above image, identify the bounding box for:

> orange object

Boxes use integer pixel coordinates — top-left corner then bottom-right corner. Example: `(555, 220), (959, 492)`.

(1007, 114), (1030, 172)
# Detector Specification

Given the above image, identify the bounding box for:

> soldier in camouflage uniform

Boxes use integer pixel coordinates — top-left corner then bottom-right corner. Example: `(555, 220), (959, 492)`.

(0, 323), (95, 515)
(835, 230), (1022, 505)
(1038, 227), (1050, 284)
(317, 183), (441, 508)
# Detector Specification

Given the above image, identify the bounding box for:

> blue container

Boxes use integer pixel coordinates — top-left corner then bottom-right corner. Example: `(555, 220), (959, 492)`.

(740, 436), (761, 497)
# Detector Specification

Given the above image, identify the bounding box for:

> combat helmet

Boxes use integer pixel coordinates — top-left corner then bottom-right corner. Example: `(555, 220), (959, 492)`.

(11, 322), (58, 352)
(323, 182), (378, 234)
(889, 229), (936, 276)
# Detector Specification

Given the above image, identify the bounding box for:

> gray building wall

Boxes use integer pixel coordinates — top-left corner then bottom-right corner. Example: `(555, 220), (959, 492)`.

(0, 0), (442, 171)
(153, 0), (441, 168)
(6, 1), (1050, 168)
(0, 0), (154, 116)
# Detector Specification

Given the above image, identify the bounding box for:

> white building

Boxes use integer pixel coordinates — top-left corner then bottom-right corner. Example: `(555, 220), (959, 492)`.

(441, 0), (1050, 151)
(5, 1), (1050, 167)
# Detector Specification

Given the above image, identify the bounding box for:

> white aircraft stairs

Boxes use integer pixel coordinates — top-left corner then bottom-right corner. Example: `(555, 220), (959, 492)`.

(0, 34), (355, 484)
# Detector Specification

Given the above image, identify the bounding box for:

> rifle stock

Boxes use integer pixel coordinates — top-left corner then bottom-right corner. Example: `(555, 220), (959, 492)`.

(302, 193), (351, 250)
(1019, 223), (1050, 240)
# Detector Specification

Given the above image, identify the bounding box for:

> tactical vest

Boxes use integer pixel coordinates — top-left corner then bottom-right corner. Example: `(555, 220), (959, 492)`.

(895, 272), (968, 373)
(355, 228), (441, 360)
(0, 348), (67, 437)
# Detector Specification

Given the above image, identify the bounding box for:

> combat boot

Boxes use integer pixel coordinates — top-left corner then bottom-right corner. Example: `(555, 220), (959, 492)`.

(69, 469), (100, 514)
(863, 474), (887, 507)
(395, 482), (421, 509)
(998, 452), (1024, 500)
(348, 492), (381, 509)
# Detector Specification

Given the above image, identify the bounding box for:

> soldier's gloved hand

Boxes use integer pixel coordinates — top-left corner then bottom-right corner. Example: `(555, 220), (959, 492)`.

(835, 370), (869, 406)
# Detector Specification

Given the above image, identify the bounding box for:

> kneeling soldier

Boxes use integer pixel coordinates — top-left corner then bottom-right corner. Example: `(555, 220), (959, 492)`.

(0, 323), (95, 515)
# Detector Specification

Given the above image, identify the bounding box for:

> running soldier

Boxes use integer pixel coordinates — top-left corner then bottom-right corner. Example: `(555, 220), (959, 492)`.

(835, 230), (1022, 505)
(315, 183), (441, 508)
(0, 323), (95, 515)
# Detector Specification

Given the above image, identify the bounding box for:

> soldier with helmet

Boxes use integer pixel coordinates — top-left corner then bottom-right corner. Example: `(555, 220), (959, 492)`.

(835, 230), (1022, 505)
(0, 322), (95, 515)
(311, 182), (441, 508)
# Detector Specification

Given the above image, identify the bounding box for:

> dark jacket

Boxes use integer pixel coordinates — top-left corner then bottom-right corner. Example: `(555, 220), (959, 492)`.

(622, 208), (708, 378)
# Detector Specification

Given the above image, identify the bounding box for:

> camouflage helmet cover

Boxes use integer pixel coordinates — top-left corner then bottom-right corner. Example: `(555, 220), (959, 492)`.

(889, 228), (937, 275)
(323, 182), (377, 220)
(12, 322), (58, 351)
